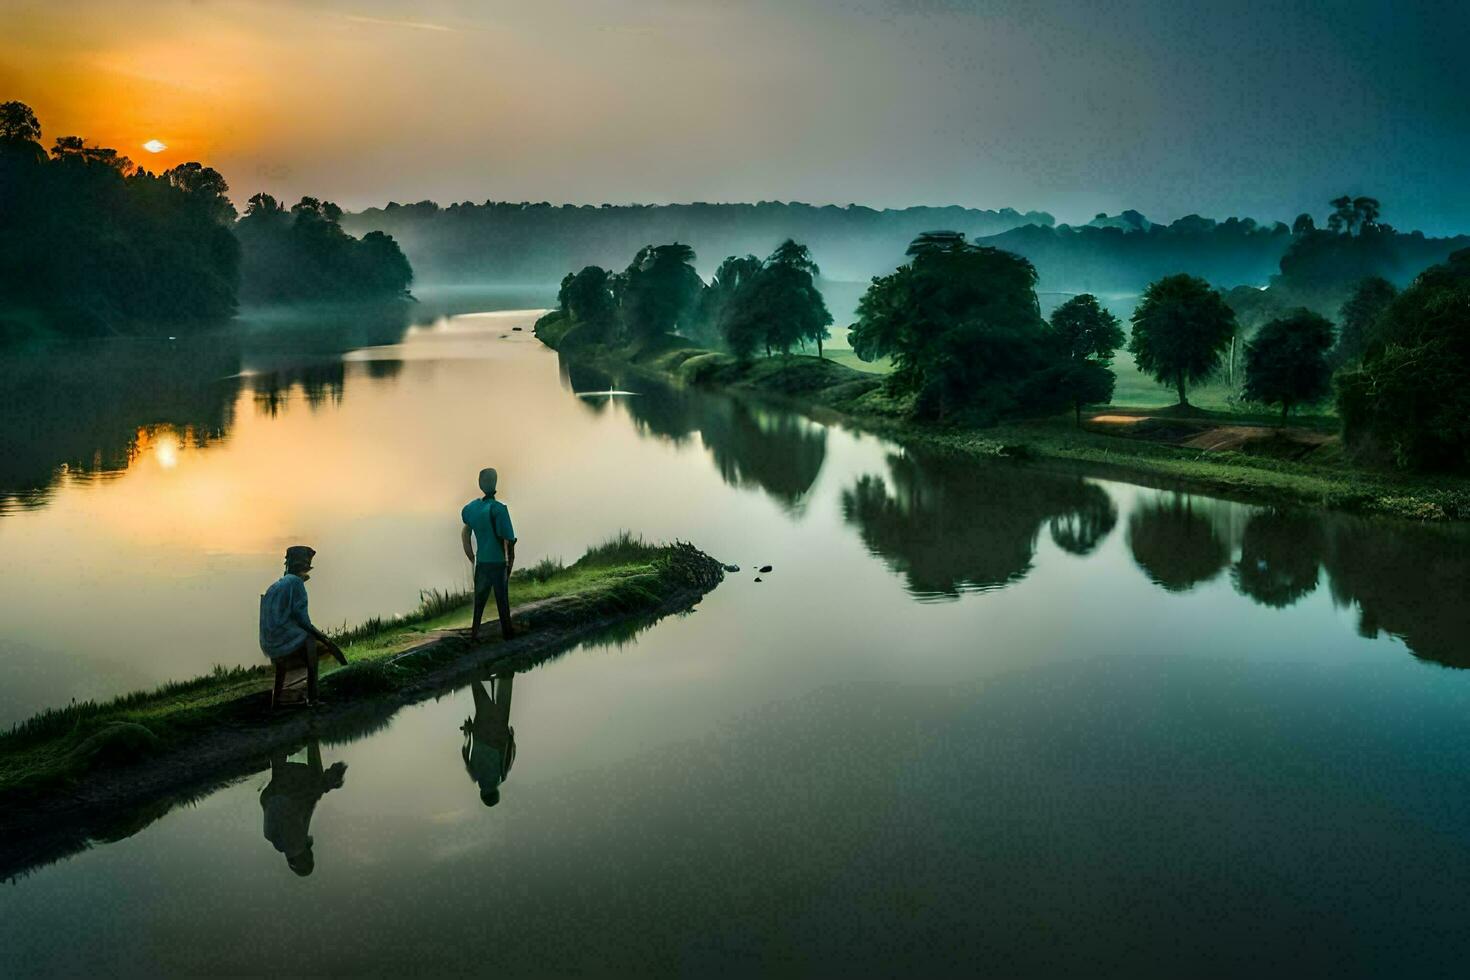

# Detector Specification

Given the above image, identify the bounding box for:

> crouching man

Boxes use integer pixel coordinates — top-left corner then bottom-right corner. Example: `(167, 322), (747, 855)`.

(260, 545), (347, 708)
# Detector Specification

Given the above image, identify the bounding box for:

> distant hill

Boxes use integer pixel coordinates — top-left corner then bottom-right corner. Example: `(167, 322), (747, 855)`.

(341, 201), (1054, 285)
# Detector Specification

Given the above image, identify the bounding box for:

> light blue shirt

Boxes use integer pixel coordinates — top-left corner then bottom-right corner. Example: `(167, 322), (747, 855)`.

(461, 495), (516, 564)
(259, 573), (314, 660)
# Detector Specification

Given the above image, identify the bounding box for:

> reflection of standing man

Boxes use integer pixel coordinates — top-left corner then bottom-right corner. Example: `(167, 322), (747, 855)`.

(461, 674), (516, 808)
(260, 738), (347, 877)
(461, 468), (518, 642)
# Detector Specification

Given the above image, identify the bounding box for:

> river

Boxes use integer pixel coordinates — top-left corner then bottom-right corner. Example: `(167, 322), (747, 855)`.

(2, 291), (1470, 975)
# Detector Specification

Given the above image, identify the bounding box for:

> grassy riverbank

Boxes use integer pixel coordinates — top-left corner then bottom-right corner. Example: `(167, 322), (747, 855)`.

(536, 316), (1470, 521)
(0, 536), (722, 805)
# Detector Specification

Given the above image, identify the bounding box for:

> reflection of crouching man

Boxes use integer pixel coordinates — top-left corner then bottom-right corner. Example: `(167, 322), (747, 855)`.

(261, 738), (347, 877)
(259, 545), (347, 708)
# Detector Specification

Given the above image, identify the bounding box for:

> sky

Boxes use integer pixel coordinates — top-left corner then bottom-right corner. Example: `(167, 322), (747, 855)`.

(3, 0), (1468, 232)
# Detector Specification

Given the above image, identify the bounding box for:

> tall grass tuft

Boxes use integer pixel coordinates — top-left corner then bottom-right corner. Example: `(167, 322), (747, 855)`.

(579, 531), (657, 567)
(518, 556), (565, 583)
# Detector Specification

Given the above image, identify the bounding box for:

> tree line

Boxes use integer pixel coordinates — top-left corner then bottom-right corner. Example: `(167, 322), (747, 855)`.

(0, 101), (413, 339)
(543, 239), (832, 359)
(344, 199), (1052, 285)
(546, 201), (1469, 473)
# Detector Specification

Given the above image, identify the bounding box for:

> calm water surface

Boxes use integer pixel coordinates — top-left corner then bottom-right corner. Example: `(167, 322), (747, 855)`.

(3, 291), (1470, 976)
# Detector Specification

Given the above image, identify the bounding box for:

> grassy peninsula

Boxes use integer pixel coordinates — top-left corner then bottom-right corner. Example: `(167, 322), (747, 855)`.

(537, 313), (1470, 521)
(0, 536), (723, 810)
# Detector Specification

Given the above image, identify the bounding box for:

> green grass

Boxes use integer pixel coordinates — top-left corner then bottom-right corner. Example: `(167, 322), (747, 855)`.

(0, 535), (719, 802)
(825, 347), (893, 375)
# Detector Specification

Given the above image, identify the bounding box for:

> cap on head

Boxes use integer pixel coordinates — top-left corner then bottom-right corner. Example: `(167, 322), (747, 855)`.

(478, 468), (499, 495)
(284, 545), (316, 573)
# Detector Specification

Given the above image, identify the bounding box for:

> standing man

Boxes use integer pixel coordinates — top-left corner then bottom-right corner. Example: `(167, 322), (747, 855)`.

(461, 468), (517, 642)
(259, 545), (347, 708)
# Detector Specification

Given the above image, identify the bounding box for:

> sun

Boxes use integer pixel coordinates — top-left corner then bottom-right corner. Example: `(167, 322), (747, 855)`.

(142, 139), (167, 153)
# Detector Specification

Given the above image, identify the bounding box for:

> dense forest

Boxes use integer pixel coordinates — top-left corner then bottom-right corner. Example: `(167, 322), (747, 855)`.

(342, 200), (1053, 283)
(0, 101), (413, 339)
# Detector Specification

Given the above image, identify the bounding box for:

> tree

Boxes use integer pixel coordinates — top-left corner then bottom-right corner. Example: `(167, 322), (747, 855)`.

(1127, 274), (1236, 407)
(556, 265), (617, 343)
(1, 105), (239, 335)
(850, 232), (1057, 421)
(697, 254), (763, 352)
(1353, 196), (1382, 233)
(619, 243), (703, 344)
(163, 162), (237, 224)
(1046, 293), (1125, 424)
(50, 135), (132, 172)
(1327, 195), (1356, 235)
(1336, 248), (1470, 471)
(244, 192), (285, 217)
(1241, 309), (1334, 425)
(750, 239), (832, 357)
(0, 100), (40, 143)
(1334, 276), (1397, 364)
(235, 192), (411, 303)
(1291, 213), (1316, 236)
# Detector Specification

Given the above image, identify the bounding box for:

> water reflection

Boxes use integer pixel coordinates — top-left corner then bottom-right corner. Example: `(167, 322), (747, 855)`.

(1122, 499), (1470, 669)
(841, 450), (1117, 599)
(1325, 521), (1470, 668)
(0, 341), (242, 511)
(1126, 495), (1230, 593)
(1231, 510), (1324, 608)
(562, 358), (829, 513)
(260, 737), (349, 877)
(461, 673), (516, 808)
(0, 291), (544, 513)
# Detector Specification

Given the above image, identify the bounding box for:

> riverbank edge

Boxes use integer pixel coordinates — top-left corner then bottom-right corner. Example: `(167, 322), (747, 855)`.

(0, 540), (724, 870)
(537, 322), (1470, 522)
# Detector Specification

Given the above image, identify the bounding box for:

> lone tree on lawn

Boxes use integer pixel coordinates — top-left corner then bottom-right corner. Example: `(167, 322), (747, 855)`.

(1128, 274), (1237, 408)
(1047, 293), (1125, 425)
(1242, 309), (1335, 425)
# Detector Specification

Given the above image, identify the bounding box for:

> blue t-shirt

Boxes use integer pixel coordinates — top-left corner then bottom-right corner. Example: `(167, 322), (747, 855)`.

(462, 496), (516, 564)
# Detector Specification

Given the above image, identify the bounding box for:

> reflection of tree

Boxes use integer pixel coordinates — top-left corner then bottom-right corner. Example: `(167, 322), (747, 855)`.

(561, 359), (613, 395)
(1048, 486), (1118, 555)
(841, 452), (1115, 598)
(1231, 510), (1323, 608)
(700, 404), (826, 511)
(363, 358), (404, 382)
(615, 373), (828, 510)
(251, 362), (350, 416)
(0, 341), (242, 510)
(300, 362), (346, 410)
(1127, 495), (1229, 592)
(1, 300), (439, 514)
(1322, 521), (1470, 669)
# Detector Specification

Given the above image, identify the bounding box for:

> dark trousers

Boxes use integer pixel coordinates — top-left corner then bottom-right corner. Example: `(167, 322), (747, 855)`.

(473, 562), (513, 639)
